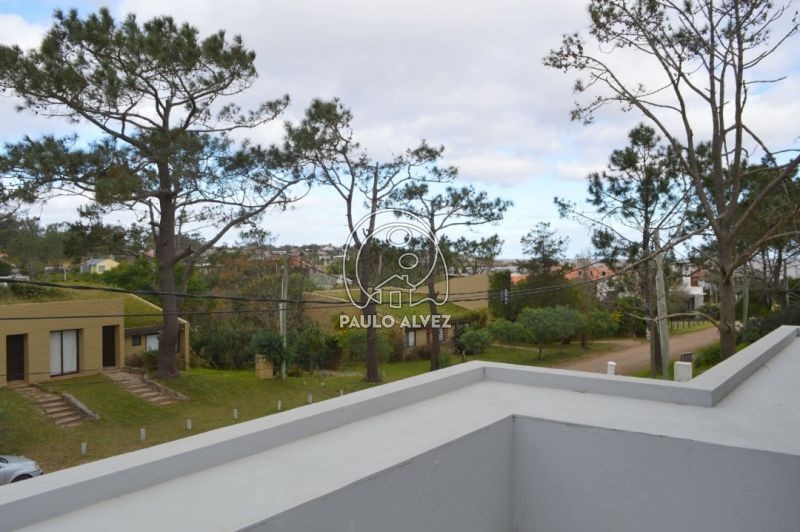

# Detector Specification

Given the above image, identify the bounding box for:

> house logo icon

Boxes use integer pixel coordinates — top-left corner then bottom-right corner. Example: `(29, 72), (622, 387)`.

(343, 209), (449, 310)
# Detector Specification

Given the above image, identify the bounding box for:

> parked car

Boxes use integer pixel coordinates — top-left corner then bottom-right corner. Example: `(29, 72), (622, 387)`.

(0, 455), (43, 485)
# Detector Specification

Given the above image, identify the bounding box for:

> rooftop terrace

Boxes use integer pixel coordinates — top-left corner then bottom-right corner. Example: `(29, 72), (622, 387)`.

(1, 326), (799, 531)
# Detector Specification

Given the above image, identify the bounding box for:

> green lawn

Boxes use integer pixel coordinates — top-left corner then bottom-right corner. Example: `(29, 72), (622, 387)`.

(469, 341), (618, 367)
(0, 361), (430, 473)
(0, 339), (613, 474)
(667, 320), (714, 336)
(0, 285), (163, 328)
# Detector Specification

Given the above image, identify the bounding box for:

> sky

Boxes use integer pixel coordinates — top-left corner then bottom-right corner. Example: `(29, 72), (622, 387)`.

(0, 1), (798, 258)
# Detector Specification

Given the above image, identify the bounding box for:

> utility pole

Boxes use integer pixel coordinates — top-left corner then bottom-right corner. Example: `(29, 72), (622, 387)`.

(653, 230), (670, 378)
(279, 259), (288, 380)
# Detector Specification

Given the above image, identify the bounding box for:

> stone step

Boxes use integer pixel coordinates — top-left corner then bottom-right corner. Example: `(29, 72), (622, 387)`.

(43, 405), (72, 414)
(39, 398), (64, 405)
(50, 410), (81, 420)
(56, 417), (83, 426)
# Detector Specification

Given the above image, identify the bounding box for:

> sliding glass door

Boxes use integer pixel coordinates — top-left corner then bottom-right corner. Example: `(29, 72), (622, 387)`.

(50, 330), (79, 376)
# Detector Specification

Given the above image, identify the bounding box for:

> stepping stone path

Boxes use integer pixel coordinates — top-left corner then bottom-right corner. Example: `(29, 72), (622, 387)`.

(8, 382), (87, 427)
(104, 370), (178, 405)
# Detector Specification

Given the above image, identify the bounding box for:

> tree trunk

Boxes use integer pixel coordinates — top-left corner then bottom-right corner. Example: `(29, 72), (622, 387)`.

(718, 242), (737, 360)
(427, 241), (440, 371)
(154, 184), (179, 379)
(364, 301), (380, 383)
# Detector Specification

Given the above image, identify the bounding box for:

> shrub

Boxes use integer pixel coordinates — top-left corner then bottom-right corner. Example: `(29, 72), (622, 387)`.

(437, 348), (454, 368)
(694, 342), (721, 369)
(586, 308), (617, 342)
(458, 327), (492, 356)
(336, 328), (392, 364)
(250, 330), (286, 367)
(517, 307), (561, 357)
(141, 350), (159, 373)
(697, 302), (720, 320)
(191, 320), (257, 369)
(9, 283), (52, 298)
(738, 304), (800, 344)
(288, 321), (333, 372)
(486, 318), (524, 343)
(410, 344), (432, 361)
(125, 353), (143, 368)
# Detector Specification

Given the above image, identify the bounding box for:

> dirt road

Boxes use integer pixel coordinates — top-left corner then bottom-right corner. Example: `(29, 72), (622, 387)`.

(553, 327), (719, 375)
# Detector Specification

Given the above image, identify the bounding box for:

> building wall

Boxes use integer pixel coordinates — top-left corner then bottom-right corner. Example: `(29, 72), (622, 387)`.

(123, 323), (190, 369)
(434, 274), (489, 311)
(0, 299), (125, 387)
(513, 416), (800, 532)
(258, 418), (513, 532)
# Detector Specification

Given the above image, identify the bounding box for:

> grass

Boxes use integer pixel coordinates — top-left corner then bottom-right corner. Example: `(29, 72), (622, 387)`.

(667, 320), (714, 336)
(469, 341), (619, 367)
(0, 361), (432, 473)
(0, 337), (605, 473)
(0, 285), (163, 328)
(309, 289), (479, 321)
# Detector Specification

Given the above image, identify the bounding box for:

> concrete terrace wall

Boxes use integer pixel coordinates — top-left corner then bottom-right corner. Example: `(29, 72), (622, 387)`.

(512, 416), (800, 532)
(258, 418), (513, 532)
(1, 326), (798, 531)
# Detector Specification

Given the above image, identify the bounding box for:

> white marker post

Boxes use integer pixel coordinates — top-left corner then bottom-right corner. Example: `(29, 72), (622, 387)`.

(674, 361), (693, 382)
(277, 400), (282, 411)
(307, 394), (313, 404)
(140, 428), (146, 441)
(233, 408), (238, 420)
(80, 442), (87, 455)
(606, 361), (617, 375)
(186, 419), (192, 431)
(339, 389), (344, 397)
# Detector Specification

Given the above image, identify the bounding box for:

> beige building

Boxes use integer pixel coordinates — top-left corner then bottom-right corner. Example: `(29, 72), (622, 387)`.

(1, 299), (125, 387)
(80, 258), (120, 275)
(1, 297), (190, 387)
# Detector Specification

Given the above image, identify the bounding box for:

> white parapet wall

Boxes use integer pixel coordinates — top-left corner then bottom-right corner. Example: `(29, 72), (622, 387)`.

(1, 326), (798, 532)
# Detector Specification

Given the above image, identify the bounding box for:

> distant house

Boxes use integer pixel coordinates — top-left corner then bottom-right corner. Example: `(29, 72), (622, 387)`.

(0, 292), (190, 387)
(80, 258), (120, 275)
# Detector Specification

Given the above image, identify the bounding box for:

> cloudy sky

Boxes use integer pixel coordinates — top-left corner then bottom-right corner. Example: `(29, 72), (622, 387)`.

(1, 1), (798, 258)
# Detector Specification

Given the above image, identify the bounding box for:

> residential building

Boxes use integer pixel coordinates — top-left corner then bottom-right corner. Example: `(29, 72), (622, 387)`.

(80, 258), (120, 275)
(0, 295), (190, 387)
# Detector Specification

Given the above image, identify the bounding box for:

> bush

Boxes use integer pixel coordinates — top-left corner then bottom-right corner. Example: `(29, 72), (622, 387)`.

(586, 308), (617, 341)
(738, 304), (800, 344)
(250, 330), (286, 366)
(141, 350), (159, 373)
(410, 344), (432, 361)
(125, 353), (143, 368)
(693, 342), (721, 369)
(191, 320), (258, 369)
(458, 327), (492, 356)
(697, 302), (720, 320)
(437, 348), (454, 368)
(486, 318), (525, 343)
(517, 307), (561, 357)
(336, 328), (392, 364)
(9, 283), (52, 298)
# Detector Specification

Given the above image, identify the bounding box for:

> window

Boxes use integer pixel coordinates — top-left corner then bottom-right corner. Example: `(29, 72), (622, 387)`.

(97, 265), (105, 273)
(50, 330), (79, 376)
(406, 330), (416, 347)
(131, 335), (142, 347)
(145, 334), (160, 351)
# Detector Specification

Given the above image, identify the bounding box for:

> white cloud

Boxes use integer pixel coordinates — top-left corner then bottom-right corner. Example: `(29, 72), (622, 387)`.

(1, 1), (798, 258)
